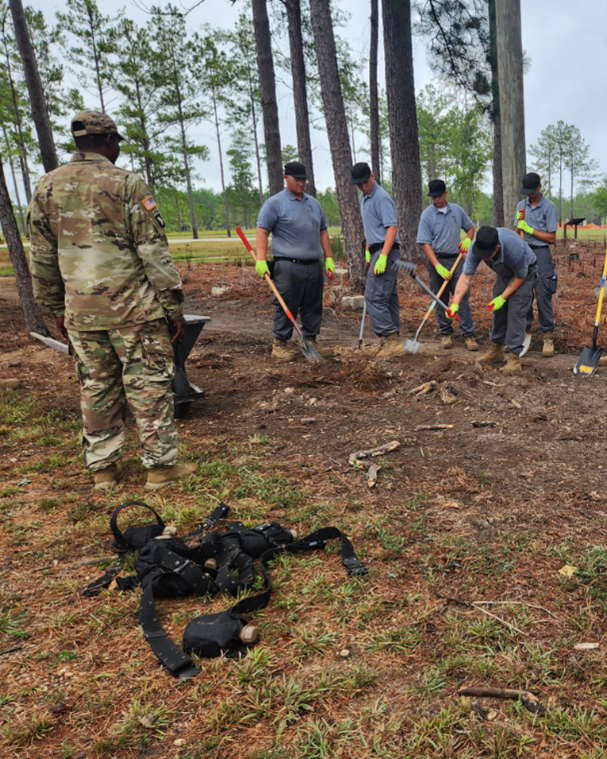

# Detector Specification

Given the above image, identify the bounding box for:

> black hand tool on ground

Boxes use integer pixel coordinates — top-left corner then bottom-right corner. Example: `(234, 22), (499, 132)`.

(573, 246), (607, 376)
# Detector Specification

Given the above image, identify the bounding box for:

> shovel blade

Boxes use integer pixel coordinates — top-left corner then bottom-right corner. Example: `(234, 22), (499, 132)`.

(403, 338), (422, 354)
(300, 339), (323, 363)
(573, 345), (603, 376)
(519, 332), (532, 358)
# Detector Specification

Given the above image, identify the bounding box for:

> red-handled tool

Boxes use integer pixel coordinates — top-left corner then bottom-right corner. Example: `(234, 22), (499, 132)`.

(235, 227), (322, 363)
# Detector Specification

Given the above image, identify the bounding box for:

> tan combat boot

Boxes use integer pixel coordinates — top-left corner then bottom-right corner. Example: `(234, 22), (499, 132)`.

(542, 333), (554, 357)
(441, 335), (453, 349)
(0, 379), (21, 390)
(93, 464), (119, 491)
(476, 341), (505, 365)
(500, 353), (521, 375)
(375, 333), (406, 360)
(145, 463), (197, 491)
(306, 336), (334, 358)
(464, 336), (479, 352)
(272, 338), (296, 362)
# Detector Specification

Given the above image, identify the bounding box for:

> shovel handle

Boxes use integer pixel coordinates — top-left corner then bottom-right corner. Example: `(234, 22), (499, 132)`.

(235, 227), (301, 332)
(420, 254), (462, 325)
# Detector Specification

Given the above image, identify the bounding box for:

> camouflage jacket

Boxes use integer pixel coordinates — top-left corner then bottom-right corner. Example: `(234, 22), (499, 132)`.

(28, 153), (184, 330)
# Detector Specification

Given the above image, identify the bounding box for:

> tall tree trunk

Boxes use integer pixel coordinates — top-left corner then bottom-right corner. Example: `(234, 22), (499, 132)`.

(308, 0), (365, 292)
(382, 0), (422, 262)
(547, 147), (551, 199)
(212, 88), (231, 238)
(285, 0), (316, 197)
(3, 41), (32, 202)
(488, 0), (503, 227)
(251, 0), (282, 196)
(3, 129), (25, 234)
(495, 0), (525, 231)
(250, 86), (264, 207)
(9, 0), (58, 174)
(369, 0), (381, 183)
(0, 153), (48, 334)
(87, 11), (106, 112)
(174, 193), (182, 231)
(173, 71), (198, 239)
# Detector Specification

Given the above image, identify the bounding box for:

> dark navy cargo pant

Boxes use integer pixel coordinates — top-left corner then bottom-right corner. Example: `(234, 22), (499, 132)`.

(427, 254), (475, 337)
(526, 246), (556, 333)
(272, 258), (324, 341)
(365, 247), (401, 337)
(491, 267), (537, 355)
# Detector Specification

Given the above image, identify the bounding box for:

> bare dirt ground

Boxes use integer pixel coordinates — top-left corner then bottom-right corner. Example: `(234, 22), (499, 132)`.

(2, 241), (607, 758)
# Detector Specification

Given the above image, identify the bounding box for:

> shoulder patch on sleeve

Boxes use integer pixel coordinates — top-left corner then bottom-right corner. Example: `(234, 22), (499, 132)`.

(141, 195), (157, 211)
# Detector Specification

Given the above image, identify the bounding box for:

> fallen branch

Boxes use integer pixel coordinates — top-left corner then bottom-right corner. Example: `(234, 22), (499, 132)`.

(34, 555), (116, 573)
(472, 600), (559, 620)
(457, 686), (546, 715)
(367, 463), (379, 488)
(415, 424), (453, 431)
(472, 421), (498, 428)
(409, 380), (436, 396)
(471, 603), (527, 636)
(0, 644), (22, 657)
(348, 440), (400, 465)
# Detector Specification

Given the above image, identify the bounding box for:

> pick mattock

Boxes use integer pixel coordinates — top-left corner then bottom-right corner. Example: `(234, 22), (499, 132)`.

(235, 227), (322, 363)
(403, 254), (462, 354)
(573, 245), (607, 376)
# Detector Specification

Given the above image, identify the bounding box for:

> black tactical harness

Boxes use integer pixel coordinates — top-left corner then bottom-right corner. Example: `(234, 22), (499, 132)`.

(84, 501), (367, 679)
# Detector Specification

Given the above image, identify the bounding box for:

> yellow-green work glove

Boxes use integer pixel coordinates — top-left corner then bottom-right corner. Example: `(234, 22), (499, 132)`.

(374, 254), (387, 276)
(517, 219), (534, 236)
(458, 238), (471, 253)
(516, 209), (526, 222)
(255, 260), (270, 278)
(435, 263), (452, 281)
(446, 304), (459, 321)
(365, 250), (370, 269)
(325, 257), (335, 280)
(487, 295), (507, 312)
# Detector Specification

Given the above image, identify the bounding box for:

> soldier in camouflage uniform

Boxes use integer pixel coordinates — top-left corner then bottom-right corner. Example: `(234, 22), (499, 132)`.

(28, 111), (197, 491)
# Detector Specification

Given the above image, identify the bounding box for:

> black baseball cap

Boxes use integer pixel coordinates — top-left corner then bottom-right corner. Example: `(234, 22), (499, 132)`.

(350, 162), (371, 184)
(428, 179), (447, 197)
(284, 161), (308, 179)
(520, 172), (541, 195)
(474, 226), (500, 257)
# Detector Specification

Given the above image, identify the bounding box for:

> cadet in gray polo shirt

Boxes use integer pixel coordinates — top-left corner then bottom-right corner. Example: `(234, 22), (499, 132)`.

(416, 179), (477, 351)
(351, 161), (404, 361)
(256, 162), (335, 362)
(447, 226), (537, 374)
(515, 172), (558, 357)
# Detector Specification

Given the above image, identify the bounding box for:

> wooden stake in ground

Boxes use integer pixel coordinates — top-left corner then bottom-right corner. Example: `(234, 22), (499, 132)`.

(0, 153), (49, 335)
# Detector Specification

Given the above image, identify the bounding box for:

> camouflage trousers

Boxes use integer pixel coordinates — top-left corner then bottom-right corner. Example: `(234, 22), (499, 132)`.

(68, 319), (178, 471)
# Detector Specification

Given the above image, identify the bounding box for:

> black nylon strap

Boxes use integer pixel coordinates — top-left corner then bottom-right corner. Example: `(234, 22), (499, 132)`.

(181, 502), (229, 541)
(82, 553), (126, 597)
(110, 501), (164, 551)
(139, 582), (200, 679)
(152, 547), (217, 595)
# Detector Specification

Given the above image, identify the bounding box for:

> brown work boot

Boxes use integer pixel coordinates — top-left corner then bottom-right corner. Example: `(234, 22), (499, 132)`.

(93, 464), (118, 491)
(145, 463), (197, 491)
(375, 333), (406, 360)
(305, 336), (334, 358)
(362, 340), (383, 356)
(500, 353), (522, 375)
(441, 335), (453, 349)
(464, 336), (479, 352)
(542, 333), (554, 357)
(476, 341), (505, 365)
(0, 379), (21, 390)
(272, 338), (296, 363)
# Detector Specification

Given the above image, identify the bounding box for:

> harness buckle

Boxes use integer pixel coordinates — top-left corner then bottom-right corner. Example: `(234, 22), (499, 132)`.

(343, 556), (368, 576)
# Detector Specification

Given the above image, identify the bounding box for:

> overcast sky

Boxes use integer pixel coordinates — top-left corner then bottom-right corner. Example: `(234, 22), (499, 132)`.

(27, 0), (607, 195)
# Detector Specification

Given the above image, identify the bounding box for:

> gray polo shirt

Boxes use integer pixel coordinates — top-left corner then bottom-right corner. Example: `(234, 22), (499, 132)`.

(360, 182), (400, 246)
(464, 228), (537, 280)
(416, 202), (474, 256)
(514, 195), (557, 246)
(257, 189), (327, 261)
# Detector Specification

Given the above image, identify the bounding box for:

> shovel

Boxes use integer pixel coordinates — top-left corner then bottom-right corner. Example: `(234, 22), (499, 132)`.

(235, 227), (322, 363)
(403, 254), (462, 354)
(573, 246), (607, 376)
(395, 260), (457, 325)
(358, 300), (367, 350)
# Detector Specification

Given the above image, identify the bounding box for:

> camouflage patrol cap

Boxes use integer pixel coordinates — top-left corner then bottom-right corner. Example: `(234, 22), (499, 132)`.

(71, 110), (126, 141)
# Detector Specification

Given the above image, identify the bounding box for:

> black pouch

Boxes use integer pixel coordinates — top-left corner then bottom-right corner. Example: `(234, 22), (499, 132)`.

(183, 609), (249, 659)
